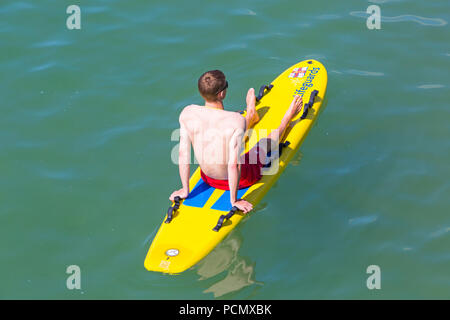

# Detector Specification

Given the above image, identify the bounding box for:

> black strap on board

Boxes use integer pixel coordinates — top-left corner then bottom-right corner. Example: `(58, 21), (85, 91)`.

(256, 84), (274, 102)
(300, 89), (319, 120)
(263, 141), (291, 168)
(212, 206), (239, 232)
(164, 196), (181, 224)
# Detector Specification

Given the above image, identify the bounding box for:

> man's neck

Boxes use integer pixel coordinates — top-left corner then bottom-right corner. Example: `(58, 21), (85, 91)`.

(204, 100), (224, 110)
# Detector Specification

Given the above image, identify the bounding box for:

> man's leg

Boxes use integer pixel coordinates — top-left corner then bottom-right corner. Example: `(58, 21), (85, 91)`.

(241, 94), (303, 167)
(245, 88), (260, 129)
(259, 95), (303, 155)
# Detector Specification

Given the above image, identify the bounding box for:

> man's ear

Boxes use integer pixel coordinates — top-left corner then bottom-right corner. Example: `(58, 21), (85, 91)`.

(218, 90), (226, 100)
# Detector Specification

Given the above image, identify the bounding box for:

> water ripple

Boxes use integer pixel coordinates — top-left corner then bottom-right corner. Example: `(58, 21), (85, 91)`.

(318, 14), (341, 20)
(348, 215), (378, 226)
(32, 39), (73, 48)
(417, 84), (445, 89)
(347, 69), (385, 77)
(430, 227), (450, 239)
(38, 168), (77, 181)
(231, 8), (257, 16)
(0, 1), (34, 13)
(350, 12), (447, 26)
(83, 6), (110, 14)
(29, 62), (57, 72)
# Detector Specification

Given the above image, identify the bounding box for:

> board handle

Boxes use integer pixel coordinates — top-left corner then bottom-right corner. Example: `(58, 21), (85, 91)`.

(212, 206), (239, 232)
(263, 141), (291, 168)
(164, 196), (181, 223)
(256, 84), (274, 102)
(300, 90), (319, 120)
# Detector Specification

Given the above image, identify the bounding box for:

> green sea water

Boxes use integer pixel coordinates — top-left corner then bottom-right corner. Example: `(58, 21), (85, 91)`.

(1, 0), (449, 299)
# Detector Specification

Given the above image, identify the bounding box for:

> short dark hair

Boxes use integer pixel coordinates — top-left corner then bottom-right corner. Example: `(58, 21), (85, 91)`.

(198, 70), (226, 101)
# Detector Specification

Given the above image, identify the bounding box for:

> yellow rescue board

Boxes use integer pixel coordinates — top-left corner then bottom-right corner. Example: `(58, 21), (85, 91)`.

(145, 59), (328, 274)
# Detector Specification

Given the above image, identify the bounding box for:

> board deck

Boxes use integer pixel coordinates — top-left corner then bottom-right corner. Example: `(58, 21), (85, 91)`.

(144, 59), (328, 274)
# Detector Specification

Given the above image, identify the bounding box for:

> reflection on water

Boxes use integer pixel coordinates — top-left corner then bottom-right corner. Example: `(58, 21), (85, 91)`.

(291, 151), (303, 166)
(194, 229), (263, 298)
(203, 259), (260, 298)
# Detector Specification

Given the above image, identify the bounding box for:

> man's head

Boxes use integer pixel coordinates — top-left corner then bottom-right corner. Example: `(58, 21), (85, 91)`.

(198, 70), (228, 102)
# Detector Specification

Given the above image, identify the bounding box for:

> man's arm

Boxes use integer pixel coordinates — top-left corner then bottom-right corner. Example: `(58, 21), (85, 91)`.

(169, 115), (191, 201)
(228, 125), (253, 213)
(227, 130), (241, 205)
(178, 119), (191, 193)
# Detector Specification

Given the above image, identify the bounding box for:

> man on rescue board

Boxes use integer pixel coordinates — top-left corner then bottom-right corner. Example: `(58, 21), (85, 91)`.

(169, 70), (303, 213)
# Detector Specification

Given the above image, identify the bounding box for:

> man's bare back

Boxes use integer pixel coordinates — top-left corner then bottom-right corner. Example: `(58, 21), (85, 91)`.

(180, 105), (245, 180)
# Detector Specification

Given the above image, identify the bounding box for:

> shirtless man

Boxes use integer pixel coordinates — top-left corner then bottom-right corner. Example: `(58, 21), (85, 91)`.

(169, 70), (303, 213)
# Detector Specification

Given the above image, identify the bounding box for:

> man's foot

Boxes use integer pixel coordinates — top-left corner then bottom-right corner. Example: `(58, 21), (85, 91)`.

(287, 95), (303, 118)
(245, 88), (260, 128)
(270, 95), (303, 141)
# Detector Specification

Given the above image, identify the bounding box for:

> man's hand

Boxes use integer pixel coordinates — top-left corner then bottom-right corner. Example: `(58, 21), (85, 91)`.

(169, 188), (189, 201)
(232, 199), (253, 214)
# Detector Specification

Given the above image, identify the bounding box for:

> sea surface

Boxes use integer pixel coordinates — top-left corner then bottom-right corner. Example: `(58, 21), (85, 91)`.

(1, 0), (449, 299)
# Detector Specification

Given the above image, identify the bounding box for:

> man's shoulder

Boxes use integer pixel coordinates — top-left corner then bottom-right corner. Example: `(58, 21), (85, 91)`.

(214, 110), (245, 131)
(227, 111), (246, 126)
(181, 104), (199, 113)
(179, 104), (199, 120)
